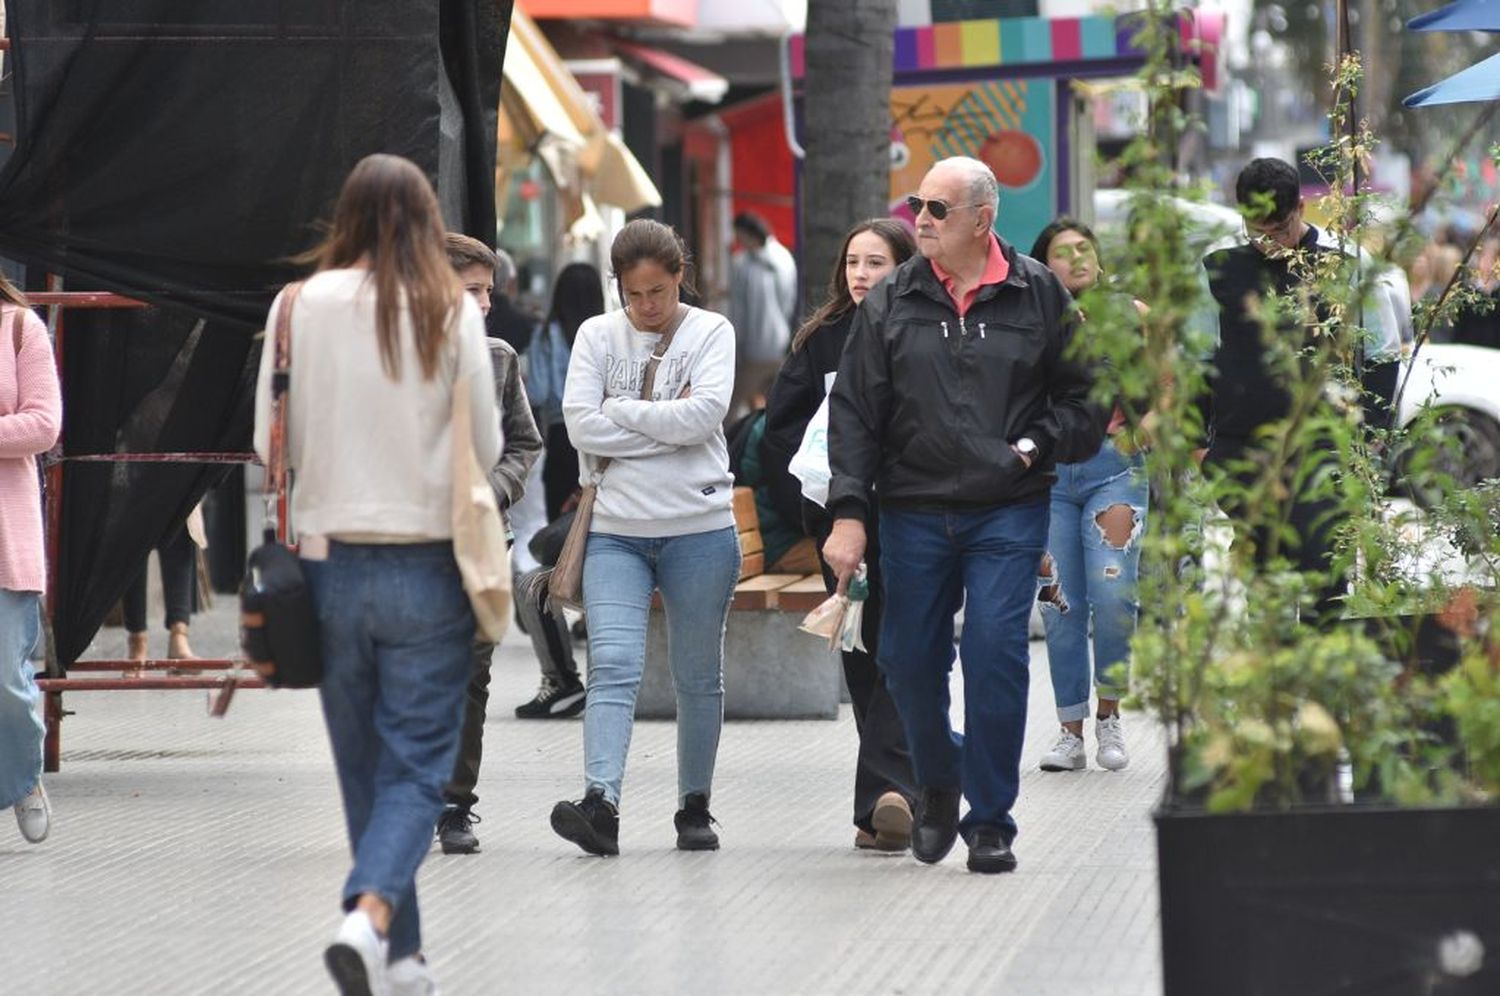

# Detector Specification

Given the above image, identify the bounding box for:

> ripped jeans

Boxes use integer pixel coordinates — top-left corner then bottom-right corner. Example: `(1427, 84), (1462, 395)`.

(1040, 439), (1148, 723)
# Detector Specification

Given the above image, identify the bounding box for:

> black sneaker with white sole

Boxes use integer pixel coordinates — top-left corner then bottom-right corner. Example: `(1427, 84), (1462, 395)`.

(514, 676), (586, 719)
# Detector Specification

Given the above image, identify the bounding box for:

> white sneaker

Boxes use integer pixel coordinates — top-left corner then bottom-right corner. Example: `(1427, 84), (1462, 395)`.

(325, 910), (390, 996)
(14, 781), (50, 843)
(1039, 728), (1086, 771)
(389, 956), (441, 996)
(1096, 714), (1130, 771)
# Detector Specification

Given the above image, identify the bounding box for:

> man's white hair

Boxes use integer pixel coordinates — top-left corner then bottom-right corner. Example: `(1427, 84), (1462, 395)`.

(933, 156), (999, 215)
(494, 246), (518, 293)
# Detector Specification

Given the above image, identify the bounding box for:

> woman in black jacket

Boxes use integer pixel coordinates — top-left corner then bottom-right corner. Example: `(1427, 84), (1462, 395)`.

(762, 218), (919, 850)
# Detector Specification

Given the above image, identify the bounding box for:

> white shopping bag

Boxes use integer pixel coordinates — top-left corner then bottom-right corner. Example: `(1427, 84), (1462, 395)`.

(788, 377), (835, 507)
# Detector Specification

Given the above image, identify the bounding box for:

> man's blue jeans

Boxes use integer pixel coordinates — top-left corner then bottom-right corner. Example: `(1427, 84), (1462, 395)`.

(0, 589), (44, 810)
(581, 527), (740, 807)
(878, 501), (1048, 843)
(303, 541), (473, 962)
(1042, 440), (1148, 721)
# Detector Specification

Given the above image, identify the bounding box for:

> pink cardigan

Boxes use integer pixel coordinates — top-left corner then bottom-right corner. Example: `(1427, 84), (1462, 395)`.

(0, 304), (62, 593)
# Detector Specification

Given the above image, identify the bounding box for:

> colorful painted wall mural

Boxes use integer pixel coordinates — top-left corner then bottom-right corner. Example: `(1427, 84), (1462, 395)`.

(888, 78), (1057, 253)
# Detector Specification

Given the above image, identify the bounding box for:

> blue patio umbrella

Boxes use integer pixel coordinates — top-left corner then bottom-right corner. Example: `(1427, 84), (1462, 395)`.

(1407, 0), (1500, 32)
(1404, 50), (1500, 106)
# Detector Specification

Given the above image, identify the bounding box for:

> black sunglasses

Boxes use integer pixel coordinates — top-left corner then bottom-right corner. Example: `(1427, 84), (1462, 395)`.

(905, 195), (983, 221)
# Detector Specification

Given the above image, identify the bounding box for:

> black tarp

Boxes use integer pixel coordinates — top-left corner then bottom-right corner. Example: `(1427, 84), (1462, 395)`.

(0, 0), (509, 665)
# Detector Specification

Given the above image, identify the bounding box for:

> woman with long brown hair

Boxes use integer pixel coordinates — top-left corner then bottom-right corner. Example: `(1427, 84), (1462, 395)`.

(762, 218), (920, 851)
(253, 153), (499, 995)
(1, 271), (62, 848)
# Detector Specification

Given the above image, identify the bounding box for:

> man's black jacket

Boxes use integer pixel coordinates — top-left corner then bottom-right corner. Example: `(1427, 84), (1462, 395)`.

(826, 241), (1105, 522)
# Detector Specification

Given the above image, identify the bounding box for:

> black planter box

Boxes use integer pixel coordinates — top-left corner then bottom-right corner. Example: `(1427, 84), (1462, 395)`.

(1156, 804), (1500, 995)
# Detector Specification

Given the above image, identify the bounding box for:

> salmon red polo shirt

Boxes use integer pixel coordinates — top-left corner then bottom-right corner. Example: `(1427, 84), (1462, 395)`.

(928, 232), (1010, 316)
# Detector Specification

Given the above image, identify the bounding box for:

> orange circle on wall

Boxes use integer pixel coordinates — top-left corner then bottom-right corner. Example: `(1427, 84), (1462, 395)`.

(979, 131), (1043, 190)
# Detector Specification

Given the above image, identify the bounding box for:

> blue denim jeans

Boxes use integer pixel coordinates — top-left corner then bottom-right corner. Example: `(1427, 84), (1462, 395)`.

(1041, 440), (1149, 722)
(581, 527), (740, 808)
(303, 541), (473, 962)
(0, 589), (44, 809)
(877, 501), (1049, 842)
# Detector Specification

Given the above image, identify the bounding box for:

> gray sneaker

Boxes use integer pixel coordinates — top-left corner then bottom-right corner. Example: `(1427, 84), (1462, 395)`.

(1039, 728), (1086, 771)
(1095, 715), (1130, 771)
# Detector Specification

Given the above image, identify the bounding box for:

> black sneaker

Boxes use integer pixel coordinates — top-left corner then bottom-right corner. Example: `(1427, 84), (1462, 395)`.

(965, 827), (1018, 874)
(515, 676), (586, 720)
(436, 807), (480, 855)
(551, 787), (619, 856)
(674, 793), (720, 851)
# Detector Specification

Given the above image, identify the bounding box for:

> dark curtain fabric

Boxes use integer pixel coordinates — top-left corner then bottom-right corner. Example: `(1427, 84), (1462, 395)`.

(0, 1), (508, 665)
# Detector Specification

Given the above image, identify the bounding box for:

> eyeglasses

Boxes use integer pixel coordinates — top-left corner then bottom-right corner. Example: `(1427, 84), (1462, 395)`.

(905, 195), (984, 221)
(1244, 212), (1299, 247)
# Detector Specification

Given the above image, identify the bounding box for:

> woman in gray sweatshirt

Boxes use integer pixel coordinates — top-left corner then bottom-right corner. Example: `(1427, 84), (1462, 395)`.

(550, 219), (740, 857)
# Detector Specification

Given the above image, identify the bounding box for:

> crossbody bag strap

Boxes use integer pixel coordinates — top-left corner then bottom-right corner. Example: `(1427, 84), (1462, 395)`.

(638, 303), (690, 400)
(266, 282), (305, 540)
(590, 305), (692, 482)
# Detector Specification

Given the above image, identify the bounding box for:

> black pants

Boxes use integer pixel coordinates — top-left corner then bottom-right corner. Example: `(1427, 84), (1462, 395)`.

(1206, 439), (1346, 624)
(122, 526), (197, 632)
(815, 516), (918, 831)
(541, 422), (579, 522)
(444, 637), (496, 811)
(444, 567), (578, 811)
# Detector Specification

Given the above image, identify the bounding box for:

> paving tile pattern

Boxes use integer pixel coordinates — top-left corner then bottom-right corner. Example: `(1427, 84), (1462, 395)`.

(5, 600), (1165, 995)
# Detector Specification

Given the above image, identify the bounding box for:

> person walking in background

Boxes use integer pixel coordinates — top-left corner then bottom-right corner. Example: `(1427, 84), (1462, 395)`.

(1197, 158), (1400, 625)
(727, 211), (797, 419)
(763, 218), (920, 851)
(253, 154), (500, 996)
(434, 233), (543, 856)
(484, 243), (537, 355)
(510, 261), (606, 720)
(530, 262), (604, 522)
(1028, 218), (1148, 774)
(822, 157), (1103, 875)
(549, 219), (740, 858)
(1, 273), (62, 846)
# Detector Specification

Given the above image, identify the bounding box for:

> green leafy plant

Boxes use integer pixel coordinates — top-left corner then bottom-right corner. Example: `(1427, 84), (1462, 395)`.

(1074, 1), (1500, 812)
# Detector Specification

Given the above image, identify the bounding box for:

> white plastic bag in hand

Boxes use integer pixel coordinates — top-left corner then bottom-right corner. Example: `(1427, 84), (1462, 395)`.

(838, 563), (869, 652)
(788, 390), (833, 507)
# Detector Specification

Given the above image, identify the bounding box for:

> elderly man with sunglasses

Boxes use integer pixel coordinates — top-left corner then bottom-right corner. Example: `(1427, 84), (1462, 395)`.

(1196, 157), (1402, 623)
(822, 156), (1105, 874)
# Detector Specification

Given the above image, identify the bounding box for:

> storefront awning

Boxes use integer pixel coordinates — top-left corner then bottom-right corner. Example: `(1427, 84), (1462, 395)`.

(611, 37), (728, 104)
(499, 9), (661, 222)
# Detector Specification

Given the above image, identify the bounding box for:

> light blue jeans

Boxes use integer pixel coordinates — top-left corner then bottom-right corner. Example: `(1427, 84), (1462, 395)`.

(1041, 440), (1149, 723)
(0, 589), (44, 809)
(303, 541), (474, 963)
(581, 527), (740, 808)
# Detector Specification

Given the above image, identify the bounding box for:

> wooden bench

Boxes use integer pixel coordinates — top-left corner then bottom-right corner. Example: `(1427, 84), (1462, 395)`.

(634, 488), (842, 719)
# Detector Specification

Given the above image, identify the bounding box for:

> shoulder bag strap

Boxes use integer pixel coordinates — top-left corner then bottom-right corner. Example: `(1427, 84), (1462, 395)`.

(590, 305), (692, 482)
(266, 282), (304, 541)
(11, 306), (24, 357)
(638, 303), (690, 400)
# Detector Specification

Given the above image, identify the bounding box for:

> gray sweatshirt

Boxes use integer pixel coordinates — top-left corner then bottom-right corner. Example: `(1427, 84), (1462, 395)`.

(563, 306), (737, 538)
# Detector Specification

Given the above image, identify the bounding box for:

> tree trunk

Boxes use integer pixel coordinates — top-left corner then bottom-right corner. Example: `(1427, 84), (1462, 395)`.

(799, 0), (897, 322)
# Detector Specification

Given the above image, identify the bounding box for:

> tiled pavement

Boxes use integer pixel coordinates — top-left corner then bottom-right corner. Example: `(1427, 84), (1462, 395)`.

(5, 599), (1166, 995)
